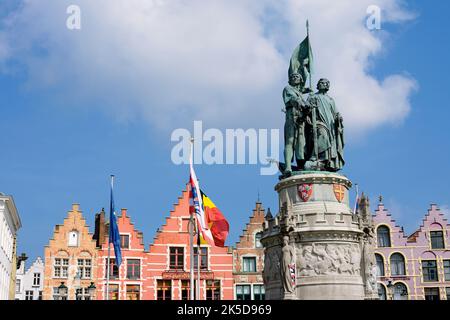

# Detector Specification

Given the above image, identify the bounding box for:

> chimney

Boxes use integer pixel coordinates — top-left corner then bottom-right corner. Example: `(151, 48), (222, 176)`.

(93, 208), (107, 248)
(16, 253), (28, 271)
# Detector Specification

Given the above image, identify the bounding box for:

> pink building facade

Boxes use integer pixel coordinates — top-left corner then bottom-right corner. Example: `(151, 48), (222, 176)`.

(93, 186), (235, 300)
(373, 202), (450, 300)
(146, 186), (234, 300)
(96, 209), (148, 300)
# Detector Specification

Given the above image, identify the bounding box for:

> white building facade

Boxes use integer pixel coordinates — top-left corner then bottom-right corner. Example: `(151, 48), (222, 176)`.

(15, 257), (45, 300)
(0, 194), (21, 300)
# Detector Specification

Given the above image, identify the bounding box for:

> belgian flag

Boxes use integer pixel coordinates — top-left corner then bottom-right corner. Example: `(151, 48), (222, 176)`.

(200, 191), (229, 247)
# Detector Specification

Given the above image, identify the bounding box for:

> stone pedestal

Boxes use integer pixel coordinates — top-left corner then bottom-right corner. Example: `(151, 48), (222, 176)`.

(262, 172), (367, 300)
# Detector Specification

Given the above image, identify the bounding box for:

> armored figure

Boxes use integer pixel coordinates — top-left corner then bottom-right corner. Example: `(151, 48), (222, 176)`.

(282, 73), (311, 174)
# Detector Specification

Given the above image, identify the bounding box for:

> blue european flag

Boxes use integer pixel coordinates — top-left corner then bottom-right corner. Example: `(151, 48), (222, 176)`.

(109, 176), (122, 266)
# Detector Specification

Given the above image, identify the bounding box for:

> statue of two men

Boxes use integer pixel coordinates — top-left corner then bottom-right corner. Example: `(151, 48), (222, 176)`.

(282, 76), (345, 174)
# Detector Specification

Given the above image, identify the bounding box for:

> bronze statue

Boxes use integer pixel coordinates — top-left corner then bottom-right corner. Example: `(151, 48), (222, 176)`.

(306, 79), (345, 172)
(280, 26), (345, 176)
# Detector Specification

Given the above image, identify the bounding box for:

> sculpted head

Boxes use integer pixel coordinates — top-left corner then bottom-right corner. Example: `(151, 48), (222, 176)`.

(283, 236), (290, 246)
(289, 72), (304, 87)
(317, 78), (330, 92)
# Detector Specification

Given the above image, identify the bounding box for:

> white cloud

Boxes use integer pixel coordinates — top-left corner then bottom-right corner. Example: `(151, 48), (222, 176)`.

(0, 0), (417, 135)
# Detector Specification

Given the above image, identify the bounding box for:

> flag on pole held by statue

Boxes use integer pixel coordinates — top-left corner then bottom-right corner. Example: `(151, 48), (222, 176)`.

(288, 21), (314, 84)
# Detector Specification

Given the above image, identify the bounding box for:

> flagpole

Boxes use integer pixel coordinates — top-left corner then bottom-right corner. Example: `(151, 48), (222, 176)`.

(105, 175), (114, 301)
(189, 202), (195, 300)
(306, 20), (312, 91)
(197, 229), (201, 300)
(189, 139), (195, 300)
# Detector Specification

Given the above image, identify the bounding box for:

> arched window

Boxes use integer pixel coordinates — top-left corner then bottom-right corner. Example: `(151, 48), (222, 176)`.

(375, 254), (385, 277)
(377, 226), (391, 247)
(378, 284), (387, 300)
(390, 253), (406, 276)
(393, 283), (408, 300)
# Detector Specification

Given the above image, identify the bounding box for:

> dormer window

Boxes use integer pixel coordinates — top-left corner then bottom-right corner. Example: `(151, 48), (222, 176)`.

(68, 231), (79, 247)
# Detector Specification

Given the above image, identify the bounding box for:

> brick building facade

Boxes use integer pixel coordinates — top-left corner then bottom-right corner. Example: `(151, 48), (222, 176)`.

(233, 202), (266, 300)
(43, 204), (98, 300)
(96, 208), (147, 300)
(146, 185), (234, 300)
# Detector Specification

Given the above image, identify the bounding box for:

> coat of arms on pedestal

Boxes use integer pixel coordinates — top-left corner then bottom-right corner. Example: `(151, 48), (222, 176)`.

(298, 184), (313, 202)
(333, 184), (345, 203)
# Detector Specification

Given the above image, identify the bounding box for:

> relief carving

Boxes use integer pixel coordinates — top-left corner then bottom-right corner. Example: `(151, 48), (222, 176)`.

(297, 243), (361, 276)
(263, 248), (281, 284)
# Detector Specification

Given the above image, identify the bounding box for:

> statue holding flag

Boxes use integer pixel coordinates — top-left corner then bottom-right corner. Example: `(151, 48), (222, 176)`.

(263, 21), (366, 300)
(281, 21), (345, 176)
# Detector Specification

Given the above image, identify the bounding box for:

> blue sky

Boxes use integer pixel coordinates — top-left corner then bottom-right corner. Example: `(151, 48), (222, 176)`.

(0, 0), (449, 264)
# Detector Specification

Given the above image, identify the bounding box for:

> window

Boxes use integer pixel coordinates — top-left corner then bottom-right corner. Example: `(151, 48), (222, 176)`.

(126, 259), (140, 279)
(76, 288), (91, 300)
(206, 280), (221, 300)
(242, 257), (257, 273)
(430, 231), (444, 249)
(377, 226), (391, 247)
(181, 280), (191, 300)
(390, 253), (406, 276)
(77, 259), (92, 279)
(106, 258), (119, 279)
(393, 283), (408, 300)
(444, 260), (450, 281)
(236, 285), (251, 300)
(375, 254), (385, 277)
(108, 284), (119, 300)
(25, 290), (33, 300)
(38, 291), (43, 300)
(253, 285), (265, 300)
(68, 231), (79, 247)
(54, 258), (69, 278)
(422, 260), (439, 282)
(255, 232), (263, 248)
(157, 280), (172, 300)
(15, 280), (20, 293)
(194, 247), (208, 270)
(126, 285), (140, 300)
(424, 288), (440, 301)
(446, 288), (450, 300)
(169, 247), (184, 270)
(378, 284), (387, 300)
(33, 273), (41, 286)
(120, 235), (130, 249)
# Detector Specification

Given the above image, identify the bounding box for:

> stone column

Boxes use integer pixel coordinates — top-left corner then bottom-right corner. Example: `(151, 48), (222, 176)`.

(262, 172), (365, 300)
